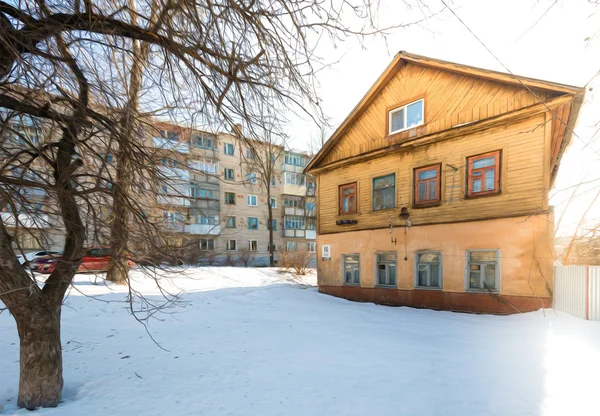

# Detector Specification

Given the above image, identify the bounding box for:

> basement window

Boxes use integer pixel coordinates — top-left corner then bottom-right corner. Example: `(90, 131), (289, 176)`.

(389, 99), (424, 135)
(376, 253), (397, 287)
(466, 250), (500, 292)
(343, 254), (360, 285)
(415, 252), (442, 289)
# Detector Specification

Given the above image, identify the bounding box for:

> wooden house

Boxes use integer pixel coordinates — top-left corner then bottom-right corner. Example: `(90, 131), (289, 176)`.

(305, 52), (584, 314)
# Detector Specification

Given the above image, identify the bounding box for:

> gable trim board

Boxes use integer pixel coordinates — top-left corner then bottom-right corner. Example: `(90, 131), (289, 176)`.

(306, 51), (584, 178)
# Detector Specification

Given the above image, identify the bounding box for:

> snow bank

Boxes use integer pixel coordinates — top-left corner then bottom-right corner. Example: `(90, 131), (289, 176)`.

(1, 267), (599, 415)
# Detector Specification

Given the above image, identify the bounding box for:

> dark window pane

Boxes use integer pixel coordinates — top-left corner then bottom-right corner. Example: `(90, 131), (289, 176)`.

(418, 182), (427, 201)
(430, 264), (440, 287)
(484, 265), (496, 289)
(428, 180), (437, 200)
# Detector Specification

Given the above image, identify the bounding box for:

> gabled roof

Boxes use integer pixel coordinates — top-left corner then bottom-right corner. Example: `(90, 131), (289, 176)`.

(306, 51), (584, 173)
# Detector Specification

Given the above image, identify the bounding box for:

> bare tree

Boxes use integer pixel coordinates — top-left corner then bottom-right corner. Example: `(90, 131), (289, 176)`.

(0, 0), (433, 409)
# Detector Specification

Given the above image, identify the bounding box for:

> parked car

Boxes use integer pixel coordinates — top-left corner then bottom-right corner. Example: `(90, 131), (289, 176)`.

(31, 247), (135, 274)
(17, 250), (62, 267)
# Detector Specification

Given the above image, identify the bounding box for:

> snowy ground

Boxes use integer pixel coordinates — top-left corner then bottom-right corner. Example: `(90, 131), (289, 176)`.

(1, 267), (600, 416)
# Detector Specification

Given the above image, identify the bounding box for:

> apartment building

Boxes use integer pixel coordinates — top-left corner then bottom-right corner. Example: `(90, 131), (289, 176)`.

(281, 150), (317, 263)
(1, 110), (317, 266)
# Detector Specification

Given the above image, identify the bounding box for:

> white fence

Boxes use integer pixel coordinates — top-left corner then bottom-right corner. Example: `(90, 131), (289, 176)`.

(554, 266), (600, 321)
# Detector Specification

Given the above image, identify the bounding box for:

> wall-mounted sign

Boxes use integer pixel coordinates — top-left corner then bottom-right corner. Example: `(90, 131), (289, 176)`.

(321, 244), (331, 260)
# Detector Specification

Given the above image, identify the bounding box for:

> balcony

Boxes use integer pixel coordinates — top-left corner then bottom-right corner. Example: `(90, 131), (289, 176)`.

(156, 195), (191, 207)
(189, 160), (219, 175)
(158, 166), (190, 181)
(160, 221), (185, 233)
(306, 230), (316, 239)
(1, 213), (50, 228)
(153, 137), (189, 154)
(282, 183), (306, 197)
(284, 207), (305, 216)
(282, 229), (305, 238)
(184, 224), (221, 235)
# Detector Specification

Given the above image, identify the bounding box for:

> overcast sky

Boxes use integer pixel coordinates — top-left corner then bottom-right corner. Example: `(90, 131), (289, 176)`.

(292, 0), (600, 236)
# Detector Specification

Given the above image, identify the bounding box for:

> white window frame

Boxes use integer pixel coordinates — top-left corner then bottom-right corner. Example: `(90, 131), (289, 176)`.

(388, 98), (424, 135)
(225, 216), (236, 228)
(307, 242), (316, 253)
(247, 195), (258, 206)
(248, 240), (258, 251)
(224, 143), (234, 155)
(246, 172), (257, 184)
(414, 251), (442, 289)
(342, 254), (360, 286)
(286, 241), (298, 251)
(375, 252), (397, 287)
(465, 249), (501, 292)
(226, 239), (237, 251)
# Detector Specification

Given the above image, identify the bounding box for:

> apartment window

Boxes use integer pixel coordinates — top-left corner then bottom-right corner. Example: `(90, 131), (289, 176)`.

(284, 172), (305, 186)
(224, 192), (236, 204)
(305, 201), (316, 214)
(248, 217), (259, 230)
(191, 133), (214, 149)
(306, 218), (316, 230)
(268, 241), (278, 252)
(192, 158), (217, 174)
(271, 175), (277, 186)
(224, 168), (235, 181)
(286, 241), (298, 251)
(284, 196), (303, 208)
(339, 182), (357, 214)
(307, 180), (316, 196)
(225, 216), (236, 228)
(307, 242), (316, 252)
(227, 240), (237, 251)
(223, 143), (234, 155)
(373, 174), (395, 211)
(163, 211), (184, 223)
(284, 216), (305, 229)
(343, 254), (360, 285)
(268, 219), (277, 231)
(376, 253), (397, 286)
(284, 154), (305, 167)
(191, 186), (215, 199)
(270, 197), (277, 208)
(467, 150), (501, 197)
(389, 99), (424, 135)
(248, 240), (258, 251)
(161, 130), (180, 142)
(247, 195), (258, 206)
(414, 164), (441, 206)
(467, 250), (500, 291)
(200, 239), (215, 251)
(246, 149), (256, 159)
(161, 157), (179, 168)
(246, 172), (257, 184)
(197, 215), (218, 225)
(415, 252), (442, 289)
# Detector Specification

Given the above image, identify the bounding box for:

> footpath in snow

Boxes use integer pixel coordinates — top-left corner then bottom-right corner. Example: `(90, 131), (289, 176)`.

(1, 267), (600, 415)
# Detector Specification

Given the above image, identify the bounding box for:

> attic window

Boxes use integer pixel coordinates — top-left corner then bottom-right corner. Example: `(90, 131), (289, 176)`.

(389, 99), (424, 135)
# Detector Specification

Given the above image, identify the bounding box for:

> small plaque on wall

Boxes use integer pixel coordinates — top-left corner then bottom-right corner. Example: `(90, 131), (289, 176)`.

(321, 244), (331, 261)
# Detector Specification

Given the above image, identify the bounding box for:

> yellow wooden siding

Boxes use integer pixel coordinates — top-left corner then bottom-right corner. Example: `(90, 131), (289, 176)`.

(321, 62), (559, 166)
(318, 114), (549, 234)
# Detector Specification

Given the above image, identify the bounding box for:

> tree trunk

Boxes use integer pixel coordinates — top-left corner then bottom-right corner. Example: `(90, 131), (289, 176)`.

(267, 188), (275, 267)
(15, 306), (63, 410)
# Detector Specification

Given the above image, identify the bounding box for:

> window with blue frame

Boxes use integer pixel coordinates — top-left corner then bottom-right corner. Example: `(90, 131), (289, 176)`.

(248, 217), (259, 230)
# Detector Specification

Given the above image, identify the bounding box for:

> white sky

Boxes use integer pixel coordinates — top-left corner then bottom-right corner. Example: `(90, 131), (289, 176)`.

(290, 0), (600, 236)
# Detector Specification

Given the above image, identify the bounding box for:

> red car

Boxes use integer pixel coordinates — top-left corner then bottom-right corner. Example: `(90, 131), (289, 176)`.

(31, 247), (135, 274)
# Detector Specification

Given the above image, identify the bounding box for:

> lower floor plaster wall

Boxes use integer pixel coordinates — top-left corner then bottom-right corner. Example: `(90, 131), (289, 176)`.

(316, 213), (554, 314)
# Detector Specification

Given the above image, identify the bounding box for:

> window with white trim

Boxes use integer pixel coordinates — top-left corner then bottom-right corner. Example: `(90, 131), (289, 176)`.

(376, 253), (397, 286)
(415, 252), (442, 289)
(284, 172), (305, 186)
(307, 242), (316, 252)
(388, 99), (424, 135)
(343, 254), (360, 285)
(467, 250), (500, 291)
(247, 195), (257, 206)
(226, 240), (237, 251)
(245, 172), (257, 184)
(223, 143), (234, 155)
(286, 241), (298, 251)
(248, 240), (258, 251)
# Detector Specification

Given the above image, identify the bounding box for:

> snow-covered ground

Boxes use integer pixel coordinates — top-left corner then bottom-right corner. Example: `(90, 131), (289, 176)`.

(1, 267), (600, 416)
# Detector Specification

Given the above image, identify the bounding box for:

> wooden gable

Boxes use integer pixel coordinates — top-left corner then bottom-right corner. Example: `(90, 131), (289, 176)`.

(307, 52), (583, 180)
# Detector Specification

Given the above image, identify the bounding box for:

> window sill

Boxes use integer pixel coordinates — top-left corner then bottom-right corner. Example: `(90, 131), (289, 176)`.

(370, 207), (396, 214)
(412, 202), (441, 209)
(465, 191), (501, 200)
(375, 284), (397, 289)
(414, 286), (442, 291)
(465, 288), (500, 294)
(343, 282), (360, 287)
